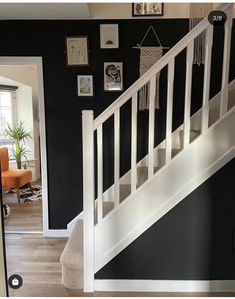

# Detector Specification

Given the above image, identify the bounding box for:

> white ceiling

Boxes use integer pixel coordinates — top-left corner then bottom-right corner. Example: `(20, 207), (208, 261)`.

(0, 3), (91, 20)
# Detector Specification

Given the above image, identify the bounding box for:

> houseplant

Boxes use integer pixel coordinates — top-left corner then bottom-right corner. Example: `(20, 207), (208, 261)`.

(5, 121), (31, 169)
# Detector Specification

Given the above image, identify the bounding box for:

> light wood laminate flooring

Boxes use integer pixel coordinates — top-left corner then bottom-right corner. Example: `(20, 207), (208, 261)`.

(3, 189), (43, 232)
(4, 234), (235, 297)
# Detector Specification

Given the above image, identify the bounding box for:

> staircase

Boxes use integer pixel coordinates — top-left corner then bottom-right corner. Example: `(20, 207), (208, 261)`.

(60, 3), (234, 292)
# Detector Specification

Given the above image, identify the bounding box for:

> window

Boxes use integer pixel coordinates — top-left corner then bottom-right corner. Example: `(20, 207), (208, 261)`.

(0, 85), (18, 159)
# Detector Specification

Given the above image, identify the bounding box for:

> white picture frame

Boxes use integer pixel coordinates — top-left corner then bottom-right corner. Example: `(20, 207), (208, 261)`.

(100, 24), (119, 49)
(77, 75), (94, 97)
(104, 62), (123, 91)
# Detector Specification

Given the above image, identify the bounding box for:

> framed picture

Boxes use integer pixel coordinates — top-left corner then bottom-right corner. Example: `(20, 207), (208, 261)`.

(104, 62), (123, 92)
(77, 75), (94, 97)
(132, 3), (164, 17)
(65, 36), (89, 66)
(100, 24), (119, 49)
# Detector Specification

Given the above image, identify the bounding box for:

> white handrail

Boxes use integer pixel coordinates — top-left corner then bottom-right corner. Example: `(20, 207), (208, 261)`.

(93, 3), (231, 130)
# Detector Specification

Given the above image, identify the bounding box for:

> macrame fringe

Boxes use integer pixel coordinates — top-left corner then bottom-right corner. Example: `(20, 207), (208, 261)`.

(189, 3), (213, 66)
(139, 47), (163, 111)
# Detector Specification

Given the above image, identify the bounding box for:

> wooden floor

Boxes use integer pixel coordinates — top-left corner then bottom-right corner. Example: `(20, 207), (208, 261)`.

(3, 189), (43, 232)
(4, 234), (235, 297)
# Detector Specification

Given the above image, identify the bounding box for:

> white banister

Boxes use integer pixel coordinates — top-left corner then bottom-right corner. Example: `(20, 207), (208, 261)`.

(183, 40), (194, 149)
(82, 110), (95, 292)
(97, 125), (103, 222)
(114, 110), (120, 206)
(131, 92), (138, 193)
(220, 5), (233, 118)
(201, 25), (213, 133)
(148, 76), (157, 178)
(81, 4), (233, 293)
(93, 3), (231, 131)
(165, 59), (175, 164)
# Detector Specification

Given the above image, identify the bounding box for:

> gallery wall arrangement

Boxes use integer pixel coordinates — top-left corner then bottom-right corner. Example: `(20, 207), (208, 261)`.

(0, 18), (234, 232)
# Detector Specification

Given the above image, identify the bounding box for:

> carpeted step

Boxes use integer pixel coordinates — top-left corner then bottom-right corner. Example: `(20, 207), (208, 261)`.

(120, 184), (131, 203)
(95, 201), (114, 224)
(119, 166), (159, 203)
(60, 220), (83, 289)
(158, 148), (181, 168)
(209, 109), (220, 126)
(228, 89), (235, 111)
(179, 129), (200, 149)
(137, 166), (159, 186)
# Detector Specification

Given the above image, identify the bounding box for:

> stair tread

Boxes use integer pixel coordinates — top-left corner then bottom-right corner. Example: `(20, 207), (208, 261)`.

(103, 201), (114, 216)
(228, 90), (235, 110)
(158, 148), (181, 155)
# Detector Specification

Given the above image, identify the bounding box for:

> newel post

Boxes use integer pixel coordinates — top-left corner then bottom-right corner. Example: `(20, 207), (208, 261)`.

(82, 110), (95, 292)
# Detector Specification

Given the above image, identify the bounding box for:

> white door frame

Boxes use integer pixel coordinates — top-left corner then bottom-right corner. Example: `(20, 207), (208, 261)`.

(0, 57), (49, 236)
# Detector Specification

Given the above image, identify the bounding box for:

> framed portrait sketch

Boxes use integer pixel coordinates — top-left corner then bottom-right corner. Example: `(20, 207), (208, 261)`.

(132, 3), (164, 17)
(65, 36), (89, 66)
(77, 75), (94, 97)
(104, 62), (123, 92)
(100, 24), (119, 49)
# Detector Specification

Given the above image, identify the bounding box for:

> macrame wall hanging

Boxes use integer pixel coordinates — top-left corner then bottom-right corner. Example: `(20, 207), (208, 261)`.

(133, 25), (169, 111)
(189, 3), (213, 65)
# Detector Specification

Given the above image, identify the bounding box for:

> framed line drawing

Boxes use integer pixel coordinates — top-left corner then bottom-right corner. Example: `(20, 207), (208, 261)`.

(65, 36), (89, 66)
(77, 75), (94, 97)
(100, 24), (119, 49)
(104, 62), (123, 92)
(132, 3), (164, 17)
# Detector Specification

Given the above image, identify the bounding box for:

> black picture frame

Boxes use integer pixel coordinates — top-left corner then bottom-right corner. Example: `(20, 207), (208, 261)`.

(132, 3), (164, 17)
(65, 36), (89, 67)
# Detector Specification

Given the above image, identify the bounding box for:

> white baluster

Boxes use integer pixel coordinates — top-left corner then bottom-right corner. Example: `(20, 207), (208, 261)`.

(131, 92), (137, 193)
(114, 110), (120, 206)
(97, 125), (103, 222)
(201, 25), (213, 133)
(220, 5), (233, 118)
(82, 110), (94, 292)
(148, 76), (157, 178)
(165, 59), (175, 164)
(183, 40), (194, 148)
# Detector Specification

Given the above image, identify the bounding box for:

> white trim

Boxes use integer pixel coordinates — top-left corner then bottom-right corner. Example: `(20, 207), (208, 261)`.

(66, 211), (83, 235)
(44, 229), (69, 237)
(95, 279), (235, 292)
(0, 57), (49, 237)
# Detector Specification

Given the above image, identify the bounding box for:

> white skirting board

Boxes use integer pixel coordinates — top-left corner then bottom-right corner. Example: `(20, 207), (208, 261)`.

(44, 229), (69, 237)
(94, 279), (235, 292)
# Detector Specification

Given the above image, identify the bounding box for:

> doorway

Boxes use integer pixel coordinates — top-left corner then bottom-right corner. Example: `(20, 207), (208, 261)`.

(0, 57), (48, 235)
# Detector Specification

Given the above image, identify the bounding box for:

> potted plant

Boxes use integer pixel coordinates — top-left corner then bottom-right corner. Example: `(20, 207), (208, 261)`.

(5, 121), (31, 169)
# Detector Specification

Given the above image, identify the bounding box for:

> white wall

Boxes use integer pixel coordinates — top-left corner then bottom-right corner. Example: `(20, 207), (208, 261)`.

(88, 3), (235, 19)
(10, 85), (38, 181)
(0, 66), (40, 181)
(16, 85), (34, 161)
(89, 3), (189, 19)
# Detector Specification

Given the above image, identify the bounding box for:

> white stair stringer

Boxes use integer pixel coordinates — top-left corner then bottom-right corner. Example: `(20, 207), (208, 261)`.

(94, 107), (235, 273)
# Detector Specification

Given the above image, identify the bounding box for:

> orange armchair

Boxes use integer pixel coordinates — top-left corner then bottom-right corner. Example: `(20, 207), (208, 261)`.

(0, 147), (33, 203)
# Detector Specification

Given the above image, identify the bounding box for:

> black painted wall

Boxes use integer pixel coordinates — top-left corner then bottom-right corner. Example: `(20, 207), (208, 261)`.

(96, 157), (235, 280)
(0, 19), (234, 229)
